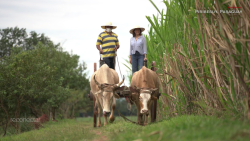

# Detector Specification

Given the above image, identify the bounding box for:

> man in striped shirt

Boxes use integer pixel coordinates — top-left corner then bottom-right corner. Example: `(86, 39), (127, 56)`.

(96, 22), (120, 69)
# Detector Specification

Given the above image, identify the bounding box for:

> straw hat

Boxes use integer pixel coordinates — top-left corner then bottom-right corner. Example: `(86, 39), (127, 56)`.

(101, 22), (117, 29)
(130, 26), (145, 34)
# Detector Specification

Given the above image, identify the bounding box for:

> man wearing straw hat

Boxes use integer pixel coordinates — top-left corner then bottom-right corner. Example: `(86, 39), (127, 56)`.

(96, 22), (120, 69)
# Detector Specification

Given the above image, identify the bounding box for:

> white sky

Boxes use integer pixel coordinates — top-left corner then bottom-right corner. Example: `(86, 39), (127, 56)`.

(0, 0), (166, 86)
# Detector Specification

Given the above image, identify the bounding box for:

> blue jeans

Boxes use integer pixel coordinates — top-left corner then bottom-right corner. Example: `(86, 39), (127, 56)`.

(131, 51), (144, 75)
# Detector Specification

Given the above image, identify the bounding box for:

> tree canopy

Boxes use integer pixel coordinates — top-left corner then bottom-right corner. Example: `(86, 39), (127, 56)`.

(0, 27), (90, 135)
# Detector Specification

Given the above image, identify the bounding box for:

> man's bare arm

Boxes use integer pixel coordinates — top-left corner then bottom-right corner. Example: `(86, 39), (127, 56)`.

(96, 45), (103, 54)
(115, 45), (120, 51)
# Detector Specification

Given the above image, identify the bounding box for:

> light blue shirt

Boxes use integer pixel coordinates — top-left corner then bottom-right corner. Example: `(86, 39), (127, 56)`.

(130, 35), (147, 55)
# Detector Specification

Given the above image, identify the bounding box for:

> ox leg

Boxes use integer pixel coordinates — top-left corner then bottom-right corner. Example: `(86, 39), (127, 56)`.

(97, 101), (102, 127)
(104, 114), (108, 126)
(144, 113), (149, 126)
(139, 114), (144, 125)
(136, 103), (140, 124)
(109, 97), (116, 123)
(103, 96), (109, 126)
(136, 103), (143, 125)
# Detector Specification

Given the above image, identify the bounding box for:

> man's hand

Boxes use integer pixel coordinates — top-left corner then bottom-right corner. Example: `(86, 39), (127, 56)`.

(129, 58), (132, 64)
(115, 45), (119, 51)
(99, 49), (103, 54)
(96, 45), (103, 54)
(144, 54), (147, 61)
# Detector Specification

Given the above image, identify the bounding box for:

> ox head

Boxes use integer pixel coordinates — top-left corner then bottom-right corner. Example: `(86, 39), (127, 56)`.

(133, 86), (158, 114)
(94, 74), (125, 115)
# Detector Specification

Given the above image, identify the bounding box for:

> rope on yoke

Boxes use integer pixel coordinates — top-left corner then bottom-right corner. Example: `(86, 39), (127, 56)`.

(99, 53), (105, 67)
(115, 51), (140, 125)
(116, 109), (137, 125)
(116, 51), (123, 81)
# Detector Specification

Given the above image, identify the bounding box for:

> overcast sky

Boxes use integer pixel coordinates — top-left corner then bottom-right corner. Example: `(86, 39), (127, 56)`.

(0, 0), (166, 86)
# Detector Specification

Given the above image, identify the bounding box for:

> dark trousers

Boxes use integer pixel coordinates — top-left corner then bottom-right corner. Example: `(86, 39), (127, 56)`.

(104, 57), (115, 69)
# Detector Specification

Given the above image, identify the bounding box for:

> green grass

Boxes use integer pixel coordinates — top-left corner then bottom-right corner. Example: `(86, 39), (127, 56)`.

(1, 117), (96, 141)
(1, 116), (250, 141)
(0, 116), (137, 141)
(104, 115), (250, 141)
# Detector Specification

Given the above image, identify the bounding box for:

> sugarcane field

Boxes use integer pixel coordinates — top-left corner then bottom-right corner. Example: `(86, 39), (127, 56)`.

(1, 0), (250, 141)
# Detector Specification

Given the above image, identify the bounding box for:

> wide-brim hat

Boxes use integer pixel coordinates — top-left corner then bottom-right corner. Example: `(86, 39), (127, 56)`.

(130, 26), (145, 34)
(101, 22), (117, 29)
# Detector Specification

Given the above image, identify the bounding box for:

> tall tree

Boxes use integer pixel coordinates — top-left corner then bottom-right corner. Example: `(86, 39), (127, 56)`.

(0, 43), (68, 134)
(0, 27), (59, 58)
(0, 27), (91, 135)
(0, 27), (27, 57)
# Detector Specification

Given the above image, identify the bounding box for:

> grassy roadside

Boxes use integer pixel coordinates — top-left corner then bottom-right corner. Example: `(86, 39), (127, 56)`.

(1, 118), (96, 141)
(0, 117), (136, 141)
(1, 116), (250, 141)
(103, 115), (250, 141)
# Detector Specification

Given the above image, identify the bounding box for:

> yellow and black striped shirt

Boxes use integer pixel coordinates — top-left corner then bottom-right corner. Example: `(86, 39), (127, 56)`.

(96, 31), (119, 58)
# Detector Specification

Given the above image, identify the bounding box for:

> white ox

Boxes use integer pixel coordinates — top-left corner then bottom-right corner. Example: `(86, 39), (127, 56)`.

(130, 66), (159, 125)
(90, 64), (124, 127)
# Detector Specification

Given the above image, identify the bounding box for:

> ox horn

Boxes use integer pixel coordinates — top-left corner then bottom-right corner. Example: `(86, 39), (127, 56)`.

(150, 88), (158, 94)
(151, 95), (158, 100)
(134, 85), (140, 92)
(94, 74), (101, 88)
(116, 75), (125, 87)
(94, 90), (102, 95)
(114, 92), (120, 98)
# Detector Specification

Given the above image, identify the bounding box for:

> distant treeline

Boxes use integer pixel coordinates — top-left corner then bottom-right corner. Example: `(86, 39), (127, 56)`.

(0, 27), (92, 135)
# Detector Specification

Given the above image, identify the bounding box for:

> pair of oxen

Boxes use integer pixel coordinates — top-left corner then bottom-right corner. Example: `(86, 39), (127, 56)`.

(90, 64), (159, 126)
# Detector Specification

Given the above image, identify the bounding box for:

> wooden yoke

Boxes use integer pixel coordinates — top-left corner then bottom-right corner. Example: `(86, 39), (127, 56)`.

(116, 86), (138, 105)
